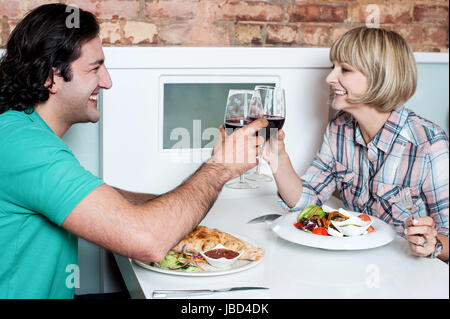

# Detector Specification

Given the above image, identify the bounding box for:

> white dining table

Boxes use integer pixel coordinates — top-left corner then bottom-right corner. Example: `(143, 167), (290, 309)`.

(114, 193), (449, 299)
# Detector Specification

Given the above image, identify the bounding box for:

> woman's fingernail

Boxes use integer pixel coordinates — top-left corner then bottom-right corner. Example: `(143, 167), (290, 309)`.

(404, 228), (408, 235)
(412, 219), (418, 225)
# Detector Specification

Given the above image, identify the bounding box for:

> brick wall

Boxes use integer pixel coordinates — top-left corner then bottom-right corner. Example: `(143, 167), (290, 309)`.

(1, 0), (448, 51)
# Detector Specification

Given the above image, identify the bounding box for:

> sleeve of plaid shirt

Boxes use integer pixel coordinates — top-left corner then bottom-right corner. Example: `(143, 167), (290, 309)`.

(293, 124), (337, 210)
(422, 134), (449, 237)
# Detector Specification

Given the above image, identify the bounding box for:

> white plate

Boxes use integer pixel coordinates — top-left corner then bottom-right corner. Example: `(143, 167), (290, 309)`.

(272, 212), (396, 250)
(133, 235), (264, 277)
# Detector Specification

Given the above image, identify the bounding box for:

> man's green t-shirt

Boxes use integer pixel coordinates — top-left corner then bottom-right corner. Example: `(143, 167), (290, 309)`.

(0, 109), (104, 298)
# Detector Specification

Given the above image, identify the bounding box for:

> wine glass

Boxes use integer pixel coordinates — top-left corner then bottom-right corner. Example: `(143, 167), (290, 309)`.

(223, 89), (261, 189)
(246, 86), (286, 182)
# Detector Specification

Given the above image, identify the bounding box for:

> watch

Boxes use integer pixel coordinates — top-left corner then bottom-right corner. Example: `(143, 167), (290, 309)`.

(428, 237), (443, 259)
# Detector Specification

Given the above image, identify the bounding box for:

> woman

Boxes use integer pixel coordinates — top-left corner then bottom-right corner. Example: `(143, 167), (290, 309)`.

(265, 27), (449, 262)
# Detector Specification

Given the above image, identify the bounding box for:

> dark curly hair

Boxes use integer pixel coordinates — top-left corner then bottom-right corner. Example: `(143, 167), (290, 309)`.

(0, 3), (99, 114)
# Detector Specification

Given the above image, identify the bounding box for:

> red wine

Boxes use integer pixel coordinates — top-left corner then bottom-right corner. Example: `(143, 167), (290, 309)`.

(224, 118), (253, 131)
(249, 115), (285, 139)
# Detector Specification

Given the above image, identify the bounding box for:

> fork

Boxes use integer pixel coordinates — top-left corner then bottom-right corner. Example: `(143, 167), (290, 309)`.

(247, 213), (282, 224)
(400, 188), (427, 246)
(400, 188), (414, 221)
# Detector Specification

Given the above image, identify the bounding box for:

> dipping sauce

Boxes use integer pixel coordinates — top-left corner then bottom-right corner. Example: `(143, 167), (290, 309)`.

(204, 248), (239, 259)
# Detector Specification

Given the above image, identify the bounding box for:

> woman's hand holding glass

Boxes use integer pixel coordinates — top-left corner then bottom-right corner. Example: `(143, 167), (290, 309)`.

(246, 86), (286, 182)
(262, 129), (287, 174)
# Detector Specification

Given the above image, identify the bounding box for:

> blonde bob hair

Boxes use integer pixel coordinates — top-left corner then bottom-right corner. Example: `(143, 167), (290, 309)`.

(330, 27), (417, 112)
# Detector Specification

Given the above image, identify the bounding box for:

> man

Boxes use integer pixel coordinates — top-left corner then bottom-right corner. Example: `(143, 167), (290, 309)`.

(0, 4), (267, 298)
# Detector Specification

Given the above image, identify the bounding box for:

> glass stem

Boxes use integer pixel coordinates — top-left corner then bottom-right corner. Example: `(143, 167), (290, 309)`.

(256, 140), (267, 174)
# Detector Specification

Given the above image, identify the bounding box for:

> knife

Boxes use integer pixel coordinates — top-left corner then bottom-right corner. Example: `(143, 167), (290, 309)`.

(247, 213), (282, 224)
(152, 287), (269, 299)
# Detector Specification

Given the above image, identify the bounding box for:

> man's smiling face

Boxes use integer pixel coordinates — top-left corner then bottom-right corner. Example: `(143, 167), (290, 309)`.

(55, 36), (112, 125)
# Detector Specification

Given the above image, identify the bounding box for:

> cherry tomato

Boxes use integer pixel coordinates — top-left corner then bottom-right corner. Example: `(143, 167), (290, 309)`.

(358, 214), (371, 222)
(312, 227), (328, 236)
(294, 222), (304, 229)
(366, 226), (375, 233)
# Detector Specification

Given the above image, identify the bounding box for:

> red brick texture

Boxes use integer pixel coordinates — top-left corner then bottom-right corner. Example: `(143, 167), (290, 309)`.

(0, 0), (448, 51)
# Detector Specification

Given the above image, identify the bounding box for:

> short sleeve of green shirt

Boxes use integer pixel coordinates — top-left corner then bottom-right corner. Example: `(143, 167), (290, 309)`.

(1, 111), (104, 226)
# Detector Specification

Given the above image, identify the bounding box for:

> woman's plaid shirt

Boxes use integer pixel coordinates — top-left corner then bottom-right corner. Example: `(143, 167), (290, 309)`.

(296, 106), (449, 237)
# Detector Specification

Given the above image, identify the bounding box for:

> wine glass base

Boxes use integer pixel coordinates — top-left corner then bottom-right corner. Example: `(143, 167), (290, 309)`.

(226, 181), (258, 189)
(243, 168), (256, 175)
(245, 173), (273, 182)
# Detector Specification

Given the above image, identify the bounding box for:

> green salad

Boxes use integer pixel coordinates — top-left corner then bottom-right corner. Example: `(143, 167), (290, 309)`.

(149, 251), (200, 272)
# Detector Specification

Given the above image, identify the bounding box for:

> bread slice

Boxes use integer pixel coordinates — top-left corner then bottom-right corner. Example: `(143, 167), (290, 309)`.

(172, 226), (264, 261)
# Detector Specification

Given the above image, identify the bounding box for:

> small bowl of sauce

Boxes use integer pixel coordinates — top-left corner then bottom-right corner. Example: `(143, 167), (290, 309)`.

(200, 244), (242, 268)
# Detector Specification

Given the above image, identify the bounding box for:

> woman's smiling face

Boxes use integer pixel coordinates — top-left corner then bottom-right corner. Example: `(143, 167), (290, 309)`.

(326, 61), (369, 111)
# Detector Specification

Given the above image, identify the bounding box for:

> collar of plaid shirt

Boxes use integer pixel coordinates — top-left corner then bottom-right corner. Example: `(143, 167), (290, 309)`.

(352, 106), (410, 154)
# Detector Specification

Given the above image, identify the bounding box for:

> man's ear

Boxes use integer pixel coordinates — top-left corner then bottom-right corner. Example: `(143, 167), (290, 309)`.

(44, 68), (61, 94)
